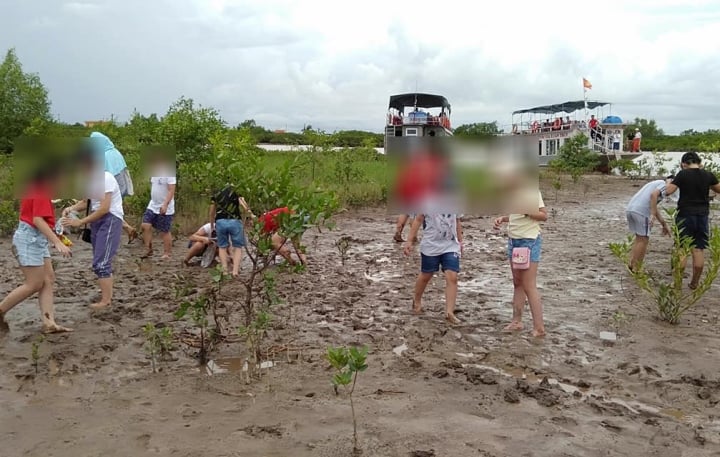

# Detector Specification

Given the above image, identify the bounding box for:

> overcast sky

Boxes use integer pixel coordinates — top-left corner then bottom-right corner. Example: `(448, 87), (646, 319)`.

(1, 0), (719, 134)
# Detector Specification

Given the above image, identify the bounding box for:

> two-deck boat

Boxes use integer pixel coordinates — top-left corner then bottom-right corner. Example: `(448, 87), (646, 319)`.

(510, 100), (641, 166)
(384, 93), (453, 152)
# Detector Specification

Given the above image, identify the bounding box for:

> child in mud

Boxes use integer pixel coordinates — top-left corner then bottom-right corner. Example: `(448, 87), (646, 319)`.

(258, 206), (308, 266)
(210, 185), (251, 277)
(403, 213), (463, 325)
(183, 222), (214, 266)
(1, 165), (73, 334)
(625, 175), (674, 271)
(141, 152), (176, 260)
(664, 152), (720, 289)
(494, 191), (547, 337)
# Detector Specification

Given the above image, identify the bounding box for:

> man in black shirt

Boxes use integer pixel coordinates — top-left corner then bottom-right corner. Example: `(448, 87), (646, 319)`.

(209, 185), (252, 277)
(665, 152), (720, 289)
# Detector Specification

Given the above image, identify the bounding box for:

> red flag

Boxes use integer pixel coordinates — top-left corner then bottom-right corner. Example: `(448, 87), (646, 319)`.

(583, 78), (592, 90)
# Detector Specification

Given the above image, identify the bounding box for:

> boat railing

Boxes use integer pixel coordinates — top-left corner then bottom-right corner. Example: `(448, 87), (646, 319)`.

(387, 114), (451, 129)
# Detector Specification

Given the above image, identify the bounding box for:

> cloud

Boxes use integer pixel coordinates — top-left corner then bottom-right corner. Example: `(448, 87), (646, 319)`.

(0, 0), (718, 133)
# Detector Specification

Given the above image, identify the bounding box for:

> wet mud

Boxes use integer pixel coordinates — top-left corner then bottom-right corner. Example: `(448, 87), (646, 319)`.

(1, 176), (718, 456)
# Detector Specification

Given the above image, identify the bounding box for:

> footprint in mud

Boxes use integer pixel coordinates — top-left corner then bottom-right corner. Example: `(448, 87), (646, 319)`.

(239, 425), (283, 438)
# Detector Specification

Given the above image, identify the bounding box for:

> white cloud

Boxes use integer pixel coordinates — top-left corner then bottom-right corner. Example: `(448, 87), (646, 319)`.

(1, 0), (718, 133)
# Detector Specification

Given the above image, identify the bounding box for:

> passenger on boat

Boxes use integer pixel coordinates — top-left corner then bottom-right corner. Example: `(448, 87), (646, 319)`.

(543, 119), (552, 132)
(632, 128), (642, 152)
(439, 112), (451, 129)
(563, 116), (571, 130)
(588, 115), (599, 141)
(552, 118), (562, 131)
(531, 120), (540, 133)
(612, 132), (621, 150)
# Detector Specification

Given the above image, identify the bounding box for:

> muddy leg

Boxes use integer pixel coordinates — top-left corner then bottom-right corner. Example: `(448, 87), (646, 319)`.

(412, 272), (432, 314)
(523, 262), (545, 337)
(504, 264), (526, 331)
(629, 235), (649, 271)
(0, 266), (45, 332)
(689, 248), (705, 289)
(444, 270), (460, 324)
(38, 260), (72, 333)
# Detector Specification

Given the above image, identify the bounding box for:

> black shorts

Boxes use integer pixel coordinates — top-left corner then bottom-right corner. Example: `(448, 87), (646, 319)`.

(676, 214), (709, 249)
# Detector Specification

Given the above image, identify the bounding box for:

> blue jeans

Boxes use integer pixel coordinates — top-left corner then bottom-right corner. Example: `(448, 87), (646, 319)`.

(507, 236), (542, 263)
(215, 219), (245, 248)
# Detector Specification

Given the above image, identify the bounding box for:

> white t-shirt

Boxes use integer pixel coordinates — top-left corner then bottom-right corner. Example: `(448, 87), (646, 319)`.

(419, 214), (461, 256)
(147, 176), (177, 215)
(90, 171), (124, 219)
(634, 131), (642, 139)
(626, 180), (666, 217)
(199, 223), (212, 236)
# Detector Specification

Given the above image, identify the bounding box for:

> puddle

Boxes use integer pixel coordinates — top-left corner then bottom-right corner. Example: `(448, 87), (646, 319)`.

(392, 343), (408, 356)
(206, 358), (277, 376)
(364, 271), (403, 283)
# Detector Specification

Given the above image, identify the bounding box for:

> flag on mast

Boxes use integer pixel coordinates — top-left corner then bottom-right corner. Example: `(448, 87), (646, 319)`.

(582, 78), (591, 120)
(582, 78), (592, 90)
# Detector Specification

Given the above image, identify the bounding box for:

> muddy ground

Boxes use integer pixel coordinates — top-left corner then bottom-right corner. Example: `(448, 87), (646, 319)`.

(1, 176), (718, 457)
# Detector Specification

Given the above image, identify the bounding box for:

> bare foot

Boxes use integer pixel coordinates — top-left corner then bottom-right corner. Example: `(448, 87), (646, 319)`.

(140, 249), (153, 259)
(90, 302), (111, 310)
(504, 322), (524, 332)
(411, 298), (424, 315)
(532, 329), (546, 338)
(393, 232), (404, 243)
(232, 271), (239, 279)
(689, 282), (698, 290)
(127, 228), (138, 244)
(161, 254), (171, 260)
(445, 313), (461, 325)
(42, 323), (74, 334)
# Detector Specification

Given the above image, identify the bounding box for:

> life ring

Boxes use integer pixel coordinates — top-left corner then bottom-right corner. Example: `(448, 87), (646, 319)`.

(531, 121), (539, 133)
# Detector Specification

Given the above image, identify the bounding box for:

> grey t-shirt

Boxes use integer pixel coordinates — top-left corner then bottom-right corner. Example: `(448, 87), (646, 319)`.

(419, 214), (461, 256)
(626, 180), (666, 217)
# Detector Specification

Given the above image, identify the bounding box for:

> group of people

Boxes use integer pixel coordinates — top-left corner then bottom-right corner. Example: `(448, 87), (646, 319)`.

(626, 152), (719, 288)
(394, 190), (548, 337)
(0, 133), (306, 334)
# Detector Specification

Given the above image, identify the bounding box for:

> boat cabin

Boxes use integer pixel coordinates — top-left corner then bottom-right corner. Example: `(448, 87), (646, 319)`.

(385, 93), (453, 150)
(510, 100), (639, 165)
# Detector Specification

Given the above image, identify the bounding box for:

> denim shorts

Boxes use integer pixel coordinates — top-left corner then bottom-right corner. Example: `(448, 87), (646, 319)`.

(215, 218), (245, 248)
(421, 252), (460, 273)
(12, 221), (50, 267)
(143, 209), (174, 233)
(507, 236), (542, 263)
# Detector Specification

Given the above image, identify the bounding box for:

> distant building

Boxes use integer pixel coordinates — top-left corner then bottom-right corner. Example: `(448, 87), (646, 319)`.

(273, 129), (286, 134)
(84, 120), (107, 128)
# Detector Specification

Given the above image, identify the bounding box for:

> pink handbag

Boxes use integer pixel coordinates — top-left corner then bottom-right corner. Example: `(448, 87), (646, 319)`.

(511, 247), (530, 270)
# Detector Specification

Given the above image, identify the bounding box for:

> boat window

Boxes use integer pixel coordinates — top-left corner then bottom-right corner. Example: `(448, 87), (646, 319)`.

(405, 128), (419, 136)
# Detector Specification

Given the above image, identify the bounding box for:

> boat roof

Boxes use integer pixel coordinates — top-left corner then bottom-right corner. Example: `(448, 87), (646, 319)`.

(513, 100), (610, 115)
(389, 93), (451, 113)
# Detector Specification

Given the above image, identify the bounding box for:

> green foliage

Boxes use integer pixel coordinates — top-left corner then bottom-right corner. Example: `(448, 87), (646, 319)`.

(608, 158), (640, 177)
(158, 96), (226, 162)
(175, 293), (211, 364)
(454, 121), (502, 138)
(30, 335), (44, 375)
(609, 209), (720, 324)
(549, 133), (599, 182)
(336, 236), (352, 266)
(143, 323), (174, 373)
(0, 48), (51, 153)
(327, 346), (369, 453)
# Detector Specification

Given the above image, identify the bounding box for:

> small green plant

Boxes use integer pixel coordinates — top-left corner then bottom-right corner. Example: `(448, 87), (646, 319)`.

(31, 335), (44, 375)
(610, 209), (720, 324)
(611, 310), (631, 333)
(550, 207), (558, 222)
(327, 346), (369, 454)
(551, 175), (562, 202)
(336, 236), (352, 266)
(549, 133), (599, 184)
(143, 323), (174, 373)
(175, 295), (211, 364)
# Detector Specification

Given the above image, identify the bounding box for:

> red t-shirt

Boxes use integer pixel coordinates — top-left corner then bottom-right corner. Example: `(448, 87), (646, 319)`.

(259, 207), (291, 234)
(588, 118), (598, 129)
(19, 186), (56, 229)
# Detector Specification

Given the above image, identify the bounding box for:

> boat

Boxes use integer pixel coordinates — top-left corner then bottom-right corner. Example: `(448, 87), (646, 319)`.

(384, 93), (453, 153)
(510, 100), (641, 166)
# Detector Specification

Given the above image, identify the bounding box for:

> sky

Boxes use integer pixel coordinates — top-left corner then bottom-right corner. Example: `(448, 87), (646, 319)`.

(1, 0), (719, 134)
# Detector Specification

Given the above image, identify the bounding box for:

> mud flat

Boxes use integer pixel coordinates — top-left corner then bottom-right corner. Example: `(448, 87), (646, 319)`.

(0, 176), (718, 456)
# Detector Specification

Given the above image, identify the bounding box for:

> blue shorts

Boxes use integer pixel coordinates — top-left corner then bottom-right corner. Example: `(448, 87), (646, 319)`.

(507, 236), (542, 263)
(421, 252), (460, 273)
(142, 209), (174, 233)
(676, 214), (709, 249)
(215, 218), (245, 249)
(12, 222), (50, 267)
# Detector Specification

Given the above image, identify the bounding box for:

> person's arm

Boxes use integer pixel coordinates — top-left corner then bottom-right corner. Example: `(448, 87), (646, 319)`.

(160, 183), (176, 215)
(80, 192), (111, 224)
(493, 215), (509, 230)
(711, 183), (720, 194)
(525, 207), (547, 222)
(62, 199), (87, 217)
(209, 203), (216, 232)
(33, 217), (71, 257)
(665, 183), (678, 196)
(238, 196), (255, 218)
(403, 215), (424, 256)
(650, 189), (670, 235)
(189, 228), (211, 244)
(456, 217), (464, 255)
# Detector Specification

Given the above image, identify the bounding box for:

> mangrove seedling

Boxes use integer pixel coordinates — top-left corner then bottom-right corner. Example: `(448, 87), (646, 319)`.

(327, 346), (369, 454)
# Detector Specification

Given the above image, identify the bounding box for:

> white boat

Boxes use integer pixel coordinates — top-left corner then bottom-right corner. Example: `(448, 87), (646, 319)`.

(384, 93), (453, 152)
(510, 100), (642, 166)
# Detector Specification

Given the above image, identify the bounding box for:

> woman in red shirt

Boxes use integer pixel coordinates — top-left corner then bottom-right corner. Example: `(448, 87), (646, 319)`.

(0, 168), (72, 334)
(258, 207), (307, 265)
